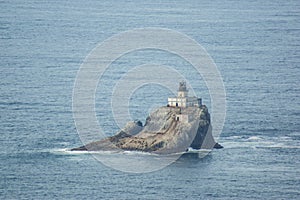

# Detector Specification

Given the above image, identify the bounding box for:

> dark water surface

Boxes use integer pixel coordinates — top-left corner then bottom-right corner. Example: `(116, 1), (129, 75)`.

(1, 0), (300, 199)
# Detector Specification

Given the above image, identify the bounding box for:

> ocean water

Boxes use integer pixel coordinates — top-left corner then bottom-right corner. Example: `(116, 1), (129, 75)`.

(1, 0), (300, 199)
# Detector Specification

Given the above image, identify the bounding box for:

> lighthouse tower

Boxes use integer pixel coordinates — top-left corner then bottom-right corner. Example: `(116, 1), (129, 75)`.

(178, 81), (188, 98)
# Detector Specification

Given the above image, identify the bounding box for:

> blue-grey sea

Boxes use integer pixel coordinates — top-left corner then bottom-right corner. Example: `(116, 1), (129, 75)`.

(1, 0), (300, 199)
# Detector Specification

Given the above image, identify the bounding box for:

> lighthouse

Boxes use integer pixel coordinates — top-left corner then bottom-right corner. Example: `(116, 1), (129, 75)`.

(167, 81), (202, 108)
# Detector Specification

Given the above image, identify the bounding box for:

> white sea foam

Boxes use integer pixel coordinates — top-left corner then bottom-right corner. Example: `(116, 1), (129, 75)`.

(50, 148), (213, 158)
(50, 148), (160, 156)
(186, 147), (212, 153)
(246, 136), (262, 141)
(121, 150), (157, 156)
(51, 148), (91, 155)
(220, 134), (299, 149)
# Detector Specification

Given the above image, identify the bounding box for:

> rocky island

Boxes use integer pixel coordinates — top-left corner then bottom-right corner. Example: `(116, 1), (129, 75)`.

(72, 81), (222, 154)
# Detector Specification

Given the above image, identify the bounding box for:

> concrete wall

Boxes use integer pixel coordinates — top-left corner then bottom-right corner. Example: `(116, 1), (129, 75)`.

(168, 97), (201, 108)
(176, 114), (189, 123)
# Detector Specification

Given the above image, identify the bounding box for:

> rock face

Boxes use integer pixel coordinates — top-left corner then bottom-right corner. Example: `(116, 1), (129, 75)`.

(71, 105), (222, 153)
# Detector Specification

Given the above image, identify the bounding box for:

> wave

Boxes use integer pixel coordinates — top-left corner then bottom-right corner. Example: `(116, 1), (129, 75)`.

(220, 135), (300, 149)
(50, 148), (212, 157)
(246, 136), (262, 141)
(51, 148), (164, 157)
(257, 145), (300, 149)
(186, 147), (212, 153)
(121, 150), (157, 156)
(51, 148), (121, 155)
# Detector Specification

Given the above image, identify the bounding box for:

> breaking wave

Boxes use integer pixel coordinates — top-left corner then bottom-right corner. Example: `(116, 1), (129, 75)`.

(220, 135), (300, 149)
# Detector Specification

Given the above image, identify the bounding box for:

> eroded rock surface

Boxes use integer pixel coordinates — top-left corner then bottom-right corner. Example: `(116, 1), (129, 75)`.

(71, 105), (222, 153)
